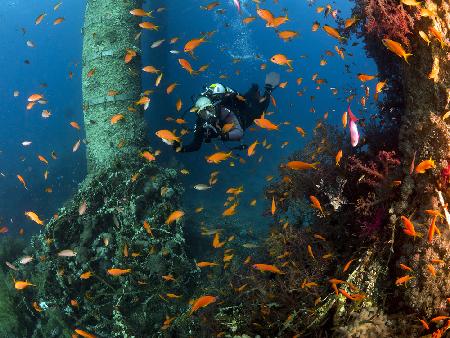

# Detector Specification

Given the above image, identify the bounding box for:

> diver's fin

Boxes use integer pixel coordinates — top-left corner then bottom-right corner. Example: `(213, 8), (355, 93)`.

(265, 72), (280, 89)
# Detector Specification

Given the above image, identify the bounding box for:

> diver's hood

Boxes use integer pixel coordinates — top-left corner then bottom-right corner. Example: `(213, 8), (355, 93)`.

(194, 96), (216, 122)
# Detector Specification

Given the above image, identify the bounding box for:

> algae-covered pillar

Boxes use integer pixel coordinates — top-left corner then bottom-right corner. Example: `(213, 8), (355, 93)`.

(82, 0), (146, 174)
(6, 1), (197, 336)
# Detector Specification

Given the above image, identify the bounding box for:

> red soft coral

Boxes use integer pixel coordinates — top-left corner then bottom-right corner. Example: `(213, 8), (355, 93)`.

(363, 0), (418, 46)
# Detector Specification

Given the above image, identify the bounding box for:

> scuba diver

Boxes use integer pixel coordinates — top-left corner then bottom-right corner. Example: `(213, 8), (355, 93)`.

(173, 72), (280, 152)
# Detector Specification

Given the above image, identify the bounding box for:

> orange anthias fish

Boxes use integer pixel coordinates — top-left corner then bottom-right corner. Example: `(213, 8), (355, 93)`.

(200, 1), (220, 10)
(17, 174), (28, 189)
(222, 203), (238, 216)
(212, 232), (225, 248)
(124, 49), (137, 63)
(184, 37), (207, 56)
(270, 54), (293, 68)
(111, 114), (124, 124)
(401, 215), (419, 237)
(286, 161), (319, 170)
(254, 116), (278, 130)
(14, 280), (35, 290)
(335, 150), (343, 166)
(247, 140), (259, 156)
(415, 158), (435, 173)
(178, 58), (197, 75)
(323, 25), (344, 41)
(139, 22), (159, 30)
(155, 130), (180, 145)
(357, 73), (376, 82)
(267, 15), (289, 28)
(107, 268), (131, 276)
(190, 295), (217, 314)
(395, 275), (414, 286)
(278, 30), (298, 41)
(253, 263), (284, 274)
(382, 39), (412, 63)
(206, 151), (233, 164)
(74, 329), (96, 338)
(165, 210), (185, 224)
(256, 8), (275, 25)
(197, 261), (219, 268)
(310, 195), (324, 215)
(130, 8), (153, 17)
(141, 151), (156, 161)
(25, 211), (44, 225)
(80, 271), (94, 279)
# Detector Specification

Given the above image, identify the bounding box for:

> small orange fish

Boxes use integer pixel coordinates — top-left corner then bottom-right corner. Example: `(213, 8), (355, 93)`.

(184, 37), (207, 55)
(165, 210), (184, 224)
(343, 259), (355, 272)
(141, 151), (156, 161)
(53, 17), (64, 25)
(111, 114), (124, 124)
(130, 8), (153, 17)
(357, 73), (376, 82)
(80, 271), (93, 279)
(254, 116), (278, 130)
(178, 58), (197, 75)
(107, 268), (131, 276)
(142, 65), (160, 73)
(286, 161), (319, 170)
(395, 275), (414, 286)
(278, 30), (298, 42)
(222, 203), (237, 216)
(197, 261), (218, 268)
(271, 197), (276, 215)
(206, 151), (233, 164)
(25, 211), (44, 225)
(139, 22), (159, 30)
(335, 150), (343, 166)
(382, 38), (412, 63)
(270, 54), (293, 68)
(35, 13), (47, 25)
(14, 280), (35, 290)
(212, 233), (225, 248)
(295, 126), (306, 137)
(307, 245), (315, 259)
(344, 17), (357, 28)
(252, 263), (284, 274)
(28, 93), (43, 102)
(74, 329), (96, 338)
(323, 25), (344, 41)
(166, 82), (178, 94)
(248, 140), (258, 156)
(70, 121), (80, 129)
(415, 158), (435, 173)
(242, 16), (256, 24)
(310, 195), (324, 214)
(17, 174), (28, 189)
(124, 49), (137, 63)
(143, 220), (154, 236)
(418, 319), (429, 330)
(201, 1), (220, 10)
(399, 263), (413, 272)
(190, 295), (217, 314)
(155, 129), (180, 144)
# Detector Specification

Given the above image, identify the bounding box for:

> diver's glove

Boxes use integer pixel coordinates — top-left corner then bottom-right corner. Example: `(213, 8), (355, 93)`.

(220, 132), (230, 141)
(264, 84), (274, 95)
(172, 141), (182, 152)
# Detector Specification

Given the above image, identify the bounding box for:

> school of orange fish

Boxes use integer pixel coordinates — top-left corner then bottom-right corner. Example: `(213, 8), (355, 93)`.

(5, 0), (449, 336)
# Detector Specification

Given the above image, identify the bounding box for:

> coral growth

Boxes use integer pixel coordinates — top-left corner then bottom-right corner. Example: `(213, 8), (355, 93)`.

(362, 0), (418, 46)
(11, 163), (198, 336)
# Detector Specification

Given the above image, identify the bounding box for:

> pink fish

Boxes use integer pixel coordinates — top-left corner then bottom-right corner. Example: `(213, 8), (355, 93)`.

(233, 0), (241, 13)
(348, 105), (359, 147)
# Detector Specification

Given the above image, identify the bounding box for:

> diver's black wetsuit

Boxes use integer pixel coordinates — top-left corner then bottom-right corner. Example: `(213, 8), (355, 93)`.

(177, 84), (272, 152)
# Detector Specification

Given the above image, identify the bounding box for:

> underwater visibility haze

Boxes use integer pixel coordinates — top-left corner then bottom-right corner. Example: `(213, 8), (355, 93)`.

(0, 0), (449, 337)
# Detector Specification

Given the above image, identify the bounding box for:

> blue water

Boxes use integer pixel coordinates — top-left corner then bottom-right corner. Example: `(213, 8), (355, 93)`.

(0, 0), (376, 239)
